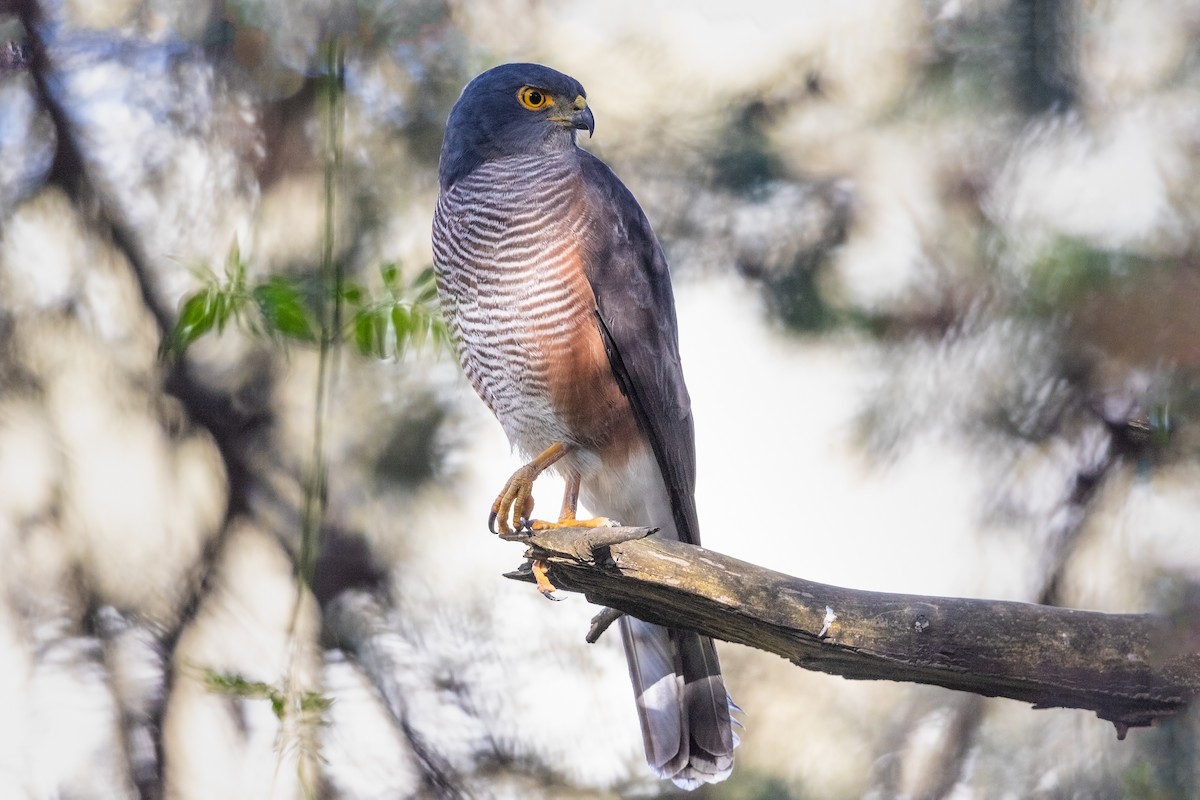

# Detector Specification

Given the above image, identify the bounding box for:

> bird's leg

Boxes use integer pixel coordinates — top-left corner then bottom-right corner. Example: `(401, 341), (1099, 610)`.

(492, 454), (619, 599)
(489, 442), (569, 535)
(557, 470), (582, 522)
(526, 471), (617, 600)
(528, 470), (616, 530)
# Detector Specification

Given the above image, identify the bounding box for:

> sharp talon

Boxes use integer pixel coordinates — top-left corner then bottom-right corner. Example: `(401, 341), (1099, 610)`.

(487, 444), (572, 541)
(519, 517), (532, 532)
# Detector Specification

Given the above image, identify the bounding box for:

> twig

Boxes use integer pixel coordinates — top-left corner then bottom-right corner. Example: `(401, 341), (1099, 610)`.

(504, 526), (1199, 735)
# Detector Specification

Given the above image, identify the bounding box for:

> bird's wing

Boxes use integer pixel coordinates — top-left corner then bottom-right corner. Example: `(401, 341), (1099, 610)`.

(577, 150), (701, 546)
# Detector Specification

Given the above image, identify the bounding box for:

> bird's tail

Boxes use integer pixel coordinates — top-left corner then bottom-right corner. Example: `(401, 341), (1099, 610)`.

(621, 616), (736, 789)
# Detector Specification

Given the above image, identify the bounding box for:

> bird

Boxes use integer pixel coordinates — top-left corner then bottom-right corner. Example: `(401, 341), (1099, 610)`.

(432, 63), (736, 789)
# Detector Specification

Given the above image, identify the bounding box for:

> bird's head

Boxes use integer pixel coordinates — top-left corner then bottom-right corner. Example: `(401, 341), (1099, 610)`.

(438, 63), (595, 190)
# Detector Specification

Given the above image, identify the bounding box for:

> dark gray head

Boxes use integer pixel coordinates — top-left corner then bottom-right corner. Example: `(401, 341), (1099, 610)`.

(438, 63), (595, 190)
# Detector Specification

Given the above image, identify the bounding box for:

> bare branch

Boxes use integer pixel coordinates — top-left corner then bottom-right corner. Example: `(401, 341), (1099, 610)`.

(503, 527), (1199, 736)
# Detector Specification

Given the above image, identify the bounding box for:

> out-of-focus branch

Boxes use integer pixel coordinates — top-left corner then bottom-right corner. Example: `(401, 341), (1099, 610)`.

(504, 526), (1198, 735)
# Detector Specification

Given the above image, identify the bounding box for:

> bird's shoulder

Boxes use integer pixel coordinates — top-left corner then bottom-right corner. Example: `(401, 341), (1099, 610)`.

(575, 150), (674, 293)
(577, 151), (649, 229)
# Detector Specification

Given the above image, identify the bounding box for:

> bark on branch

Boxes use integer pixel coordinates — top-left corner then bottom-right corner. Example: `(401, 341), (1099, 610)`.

(502, 527), (1198, 736)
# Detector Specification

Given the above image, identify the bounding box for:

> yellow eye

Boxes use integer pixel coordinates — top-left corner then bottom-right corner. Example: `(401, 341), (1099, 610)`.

(517, 86), (551, 110)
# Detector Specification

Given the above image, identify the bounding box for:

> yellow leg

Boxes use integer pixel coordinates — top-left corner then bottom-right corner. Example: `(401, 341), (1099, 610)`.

(491, 455), (617, 600)
(526, 475), (615, 598)
(528, 470), (615, 530)
(558, 471), (582, 522)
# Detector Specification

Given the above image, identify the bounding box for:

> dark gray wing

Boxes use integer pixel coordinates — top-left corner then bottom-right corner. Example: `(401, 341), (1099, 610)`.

(577, 150), (701, 546)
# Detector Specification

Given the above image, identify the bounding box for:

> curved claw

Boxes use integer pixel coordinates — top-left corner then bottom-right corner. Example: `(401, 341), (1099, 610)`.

(491, 463), (539, 535)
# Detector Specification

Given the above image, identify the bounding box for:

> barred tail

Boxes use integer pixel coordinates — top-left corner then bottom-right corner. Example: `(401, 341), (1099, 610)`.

(621, 617), (736, 789)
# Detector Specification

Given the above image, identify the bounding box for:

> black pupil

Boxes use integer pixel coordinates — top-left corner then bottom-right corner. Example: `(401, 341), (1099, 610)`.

(528, 91), (543, 105)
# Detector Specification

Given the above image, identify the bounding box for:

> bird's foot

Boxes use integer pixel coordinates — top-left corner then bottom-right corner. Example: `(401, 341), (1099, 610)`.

(488, 464), (540, 535)
(532, 559), (563, 601)
(527, 515), (618, 531)
(488, 443), (569, 535)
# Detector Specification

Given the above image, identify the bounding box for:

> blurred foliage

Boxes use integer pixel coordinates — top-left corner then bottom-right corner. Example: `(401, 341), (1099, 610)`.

(764, 262), (838, 333)
(1025, 236), (1144, 311)
(203, 670), (332, 721)
(160, 241), (447, 361)
(6, 0), (1200, 795)
(711, 100), (787, 195)
(1121, 713), (1200, 800)
(1009, 0), (1079, 113)
(349, 262), (448, 359)
(687, 768), (804, 800)
(371, 394), (447, 485)
(1121, 761), (1175, 800)
(157, 34), (449, 784)
(918, 0), (1076, 115)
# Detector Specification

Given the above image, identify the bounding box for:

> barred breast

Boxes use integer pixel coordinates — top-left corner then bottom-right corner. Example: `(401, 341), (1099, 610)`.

(433, 152), (638, 468)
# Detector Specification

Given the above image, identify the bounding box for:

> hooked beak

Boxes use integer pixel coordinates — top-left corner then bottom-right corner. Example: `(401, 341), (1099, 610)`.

(552, 95), (594, 138)
(572, 104), (595, 138)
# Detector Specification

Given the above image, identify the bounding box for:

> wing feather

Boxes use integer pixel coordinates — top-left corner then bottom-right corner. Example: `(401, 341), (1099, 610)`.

(578, 151), (701, 546)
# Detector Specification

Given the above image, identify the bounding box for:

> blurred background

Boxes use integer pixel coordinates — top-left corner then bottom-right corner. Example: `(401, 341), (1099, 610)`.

(2, 0), (1199, 797)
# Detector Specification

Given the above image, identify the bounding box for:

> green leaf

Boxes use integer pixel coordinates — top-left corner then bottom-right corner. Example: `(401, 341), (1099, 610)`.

(224, 238), (242, 281)
(353, 309), (381, 357)
(413, 305), (432, 343)
(253, 278), (316, 341)
(380, 262), (400, 293)
(1026, 237), (1138, 310)
(413, 265), (438, 303)
(183, 290), (216, 333)
(199, 669), (329, 724)
(1150, 405), (1172, 449)
(374, 309), (390, 355)
(164, 290), (218, 357)
(340, 283), (365, 306)
(429, 315), (449, 353)
(212, 290), (233, 332)
(300, 692), (333, 713)
(202, 671), (275, 701)
(390, 304), (410, 354)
